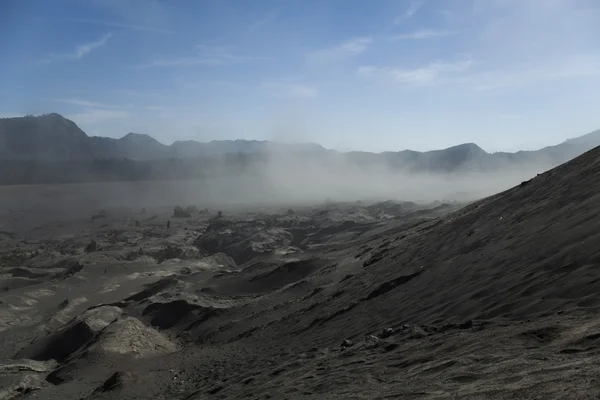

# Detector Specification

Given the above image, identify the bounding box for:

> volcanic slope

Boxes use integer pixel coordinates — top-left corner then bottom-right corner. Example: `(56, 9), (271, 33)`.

(1, 146), (600, 399)
(138, 144), (600, 399)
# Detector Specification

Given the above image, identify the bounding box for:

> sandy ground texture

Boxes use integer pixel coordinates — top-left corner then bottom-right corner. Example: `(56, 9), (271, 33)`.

(1, 146), (600, 399)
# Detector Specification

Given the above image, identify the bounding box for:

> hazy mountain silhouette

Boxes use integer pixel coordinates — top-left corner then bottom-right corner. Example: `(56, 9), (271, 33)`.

(0, 113), (93, 160)
(169, 139), (328, 157)
(1, 113), (599, 180)
(89, 132), (169, 159)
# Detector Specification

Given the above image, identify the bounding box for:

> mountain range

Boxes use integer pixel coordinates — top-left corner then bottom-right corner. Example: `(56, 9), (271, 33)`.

(1, 113), (599, 184)
(0, 113), (328, 161)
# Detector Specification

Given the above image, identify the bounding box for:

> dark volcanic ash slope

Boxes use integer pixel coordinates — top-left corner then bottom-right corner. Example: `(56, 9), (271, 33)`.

(0, 199), (454, 399)
(148, 146), (600, 399)
(2, 147), (600, 399)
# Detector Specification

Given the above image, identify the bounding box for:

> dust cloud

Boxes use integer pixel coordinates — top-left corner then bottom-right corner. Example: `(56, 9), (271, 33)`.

(0, 151), (553, 220)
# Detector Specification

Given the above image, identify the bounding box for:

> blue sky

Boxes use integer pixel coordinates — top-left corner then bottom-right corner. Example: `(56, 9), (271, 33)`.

(1, 0), (600, 152)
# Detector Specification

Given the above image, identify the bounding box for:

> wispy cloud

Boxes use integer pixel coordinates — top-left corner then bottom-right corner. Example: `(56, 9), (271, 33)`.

(358, 58), (473, 85)
(307, 37), (372, 66)
(357, 53), (600, 92)
(145, 105), (167, 112)
(91, 0), (170, 33)
(73, 33), (112, 59)
(136, 58), (225, 68)
(389, 29), (454, 41)
(62, 18), (171, 33)
(42, 33), (112, 63)
(472, 55), (600, 91)
(263, 82), (319, 99)
(394, 1), (425, 24)
(337, 37), (372, 54)
(52, 98), (129, 109)
(135, 45), (261, 68)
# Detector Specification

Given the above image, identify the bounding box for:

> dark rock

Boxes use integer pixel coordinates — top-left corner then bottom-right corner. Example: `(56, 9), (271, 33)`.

(379, 327), (395, 339)
(124, 278), (179, 302)
(341, 339), (354, 348)
(207, 385), (224, 394)
(173, 206), (191, 218)
(46, 363), (79, 385)
(19, 321), (95, 362)
(155, 245), (183, 263)
(459, 319), (473, 329)
(383, 342), (399, 352)
(195, 225), (293, 264)
(84, 240), (97, 253)
(365, 335), (380, 347)
(94, 371), (132, 393)
(438, 320), (474, 332)
(7, 267), (47, 279)
(53, 260), (83, 279)
(400, 324), (428, 338)
(143, 299), (219, 330)
(363, 270), (423, 300)
(15, 306), (122, 362)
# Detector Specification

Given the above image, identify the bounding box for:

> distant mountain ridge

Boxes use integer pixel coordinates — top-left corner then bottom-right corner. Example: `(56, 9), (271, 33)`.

(1, 113), (599, 176)
(0, 114), (329, 161)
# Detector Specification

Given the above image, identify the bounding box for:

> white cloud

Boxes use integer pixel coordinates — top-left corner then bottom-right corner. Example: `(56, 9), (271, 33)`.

(389, 29), (454, 41)
(196, 45), (250, 64)
(62, 18), (171, 33)
(137, 57), (226, 68)
(43, 33), (111, 63)
(358, 59), (473, 85)
(307, 37), (372, 65)
(73, 33), (112, 58)
(338, 37), (372, 54)
(471, 55), (600, 91)
(263, 82), (319, 99)
(394, 1), (425, 24)
(52, 98), (129, 109)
